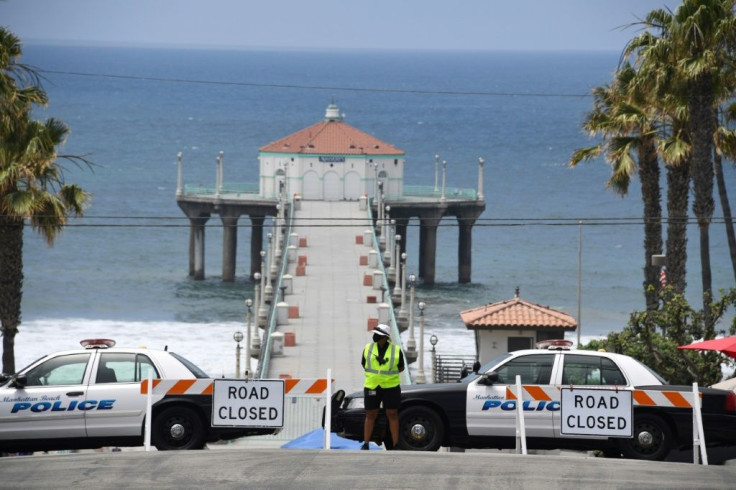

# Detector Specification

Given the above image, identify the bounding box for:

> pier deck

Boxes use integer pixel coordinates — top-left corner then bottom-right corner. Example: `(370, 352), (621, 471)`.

(264, 201), (397, 393)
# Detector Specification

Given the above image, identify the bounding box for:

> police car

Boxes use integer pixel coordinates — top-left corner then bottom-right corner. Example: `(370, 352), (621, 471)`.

(328, 342), (736, 460)
(0, 339), (276, 453)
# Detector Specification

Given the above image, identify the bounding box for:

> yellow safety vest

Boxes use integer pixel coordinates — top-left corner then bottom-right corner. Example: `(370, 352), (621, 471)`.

(363, 342), (401, 389)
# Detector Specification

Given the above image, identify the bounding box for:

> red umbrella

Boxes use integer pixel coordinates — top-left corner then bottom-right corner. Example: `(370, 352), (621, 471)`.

(678, 336), (736, 359)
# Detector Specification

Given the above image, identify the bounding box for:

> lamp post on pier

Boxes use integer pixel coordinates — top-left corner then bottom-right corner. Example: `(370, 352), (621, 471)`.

(416, 301), (426, 383)
(396, 252), (408, 328)
(429, 334), (438, 384)
(405, 274), (417, 363)
(380, 204), (390, 251)
(253, 272), (263, 354)
(387, 232), (398, 282)
(244, 298), (253, 379)
(233, 330), (243, 378)
(434, 154), (440, 192)
(441, 160), (447, 202)
(275, 204), (282, 261)
(265, 234), (274, 303)
(269, 219), (279, 281)
(477, 157), (485, 200)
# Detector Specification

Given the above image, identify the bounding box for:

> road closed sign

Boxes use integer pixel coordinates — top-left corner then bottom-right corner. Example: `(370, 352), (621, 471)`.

(212, 379), (285, 428)
(561, 388), (632, 437)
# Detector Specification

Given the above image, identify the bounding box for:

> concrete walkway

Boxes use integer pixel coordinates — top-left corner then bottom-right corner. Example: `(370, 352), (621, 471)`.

(265, 201), (382, 394)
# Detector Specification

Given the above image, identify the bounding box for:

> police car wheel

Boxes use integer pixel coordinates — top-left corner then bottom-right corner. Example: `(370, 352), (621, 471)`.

(152, 406), (206, 450)
(397, 406), (444, 451)
(619, 414), (672, 461)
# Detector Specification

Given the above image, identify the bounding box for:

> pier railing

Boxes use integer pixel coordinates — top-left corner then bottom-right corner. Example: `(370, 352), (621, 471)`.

(432, 355), (478, 383)
(183, 183), (278, 199)
(181, 183), (477, 201)
(400, 185), (478, 201)
(256, 196), (295, 379)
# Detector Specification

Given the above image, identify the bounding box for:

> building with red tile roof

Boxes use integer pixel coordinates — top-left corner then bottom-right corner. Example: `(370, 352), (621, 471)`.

(258, 102), (405, 200)
(460, 288), (577, 362)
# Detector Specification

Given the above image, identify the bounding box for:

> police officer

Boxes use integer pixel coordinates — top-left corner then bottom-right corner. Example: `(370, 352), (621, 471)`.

(361, 323), (404, 450)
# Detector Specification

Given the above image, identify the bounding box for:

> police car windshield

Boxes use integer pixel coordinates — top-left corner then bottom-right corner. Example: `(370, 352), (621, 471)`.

(461, 353), (512, 383)
(637, 359), (668, 384)
(170, 352), (209, 378)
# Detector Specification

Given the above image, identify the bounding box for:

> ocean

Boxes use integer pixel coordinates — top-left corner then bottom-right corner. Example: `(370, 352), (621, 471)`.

(13, 45), (736, 378)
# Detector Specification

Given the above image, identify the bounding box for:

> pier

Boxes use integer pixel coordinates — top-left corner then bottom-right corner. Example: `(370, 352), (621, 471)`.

(174, 103), (486, 393)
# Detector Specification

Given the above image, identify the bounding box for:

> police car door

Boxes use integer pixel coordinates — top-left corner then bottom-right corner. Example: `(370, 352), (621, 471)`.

(466, 353), (558, 438)
(84, 352), (159, 437)
(0, 353), (91, 441)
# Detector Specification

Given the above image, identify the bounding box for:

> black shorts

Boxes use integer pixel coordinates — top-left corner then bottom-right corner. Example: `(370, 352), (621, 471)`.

(364, 385), (401, 410)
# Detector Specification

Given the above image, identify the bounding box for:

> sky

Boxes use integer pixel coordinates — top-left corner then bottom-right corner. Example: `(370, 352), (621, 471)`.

(1, 0), (677, 52)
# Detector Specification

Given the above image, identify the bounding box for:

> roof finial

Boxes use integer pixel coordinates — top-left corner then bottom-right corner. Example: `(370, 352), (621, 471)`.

(515, 286), (520, 298)
(325, 99), (342, 121)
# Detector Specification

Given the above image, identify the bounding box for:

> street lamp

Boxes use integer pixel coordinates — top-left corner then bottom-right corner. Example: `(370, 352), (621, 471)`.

(441, 160), (447, 202)
(380, 205), (390, 250)
(245, 298), (253, 379)
(387, 231), (398, 281)
(275, 204), (282, 259)
(434, 154), (440, 192)
(429, 334), (438, 383)
(265, 234), (274, 303)
(233, 330), (243, 378)
(396, 252), (408, 329)
(477, 157), (485, 200)
(269, 219), (279, 280)
(416, 301), (426, 383)
(405, 273), (417, 363)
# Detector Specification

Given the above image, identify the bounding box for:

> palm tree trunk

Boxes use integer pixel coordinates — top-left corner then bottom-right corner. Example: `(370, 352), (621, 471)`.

(0, 216), (24, 374)
(666, 155), (690, 296)
(714, 148), (736, 283)
(689, 75), (715, 331)
(639, 136), (663, 310)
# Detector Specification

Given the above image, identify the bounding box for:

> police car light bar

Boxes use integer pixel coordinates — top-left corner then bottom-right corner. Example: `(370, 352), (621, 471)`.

(80, 339), (116, 349)
(536, 339), (573, 350)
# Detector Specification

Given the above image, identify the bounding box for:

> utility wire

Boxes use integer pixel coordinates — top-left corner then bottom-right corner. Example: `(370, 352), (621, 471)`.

(37, 69), (591, 98)
(5, 216), (732, 228)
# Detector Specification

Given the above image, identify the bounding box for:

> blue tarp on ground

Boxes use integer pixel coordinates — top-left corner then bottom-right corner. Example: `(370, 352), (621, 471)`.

(281, 428), (381, 450)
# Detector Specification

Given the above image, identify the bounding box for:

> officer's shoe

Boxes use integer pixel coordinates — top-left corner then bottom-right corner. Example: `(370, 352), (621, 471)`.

(360, 442), (370, 450)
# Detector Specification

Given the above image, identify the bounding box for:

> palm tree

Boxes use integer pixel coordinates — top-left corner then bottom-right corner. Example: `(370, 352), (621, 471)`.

(624, 22), (694, 297)
(625, 1), (736, 331)
(0, 28), (90, 373)
(570, 64), (663, 310)
(671, 0), (736, 327)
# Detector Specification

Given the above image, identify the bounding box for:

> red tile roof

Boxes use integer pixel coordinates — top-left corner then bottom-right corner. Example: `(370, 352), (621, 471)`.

(460, 293), (577, 330)
(259, 119), (404, 156)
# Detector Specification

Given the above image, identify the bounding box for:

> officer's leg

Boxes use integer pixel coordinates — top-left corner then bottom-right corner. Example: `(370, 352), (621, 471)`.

(364, 409), (379, 444)
(385, 408), (399, 446)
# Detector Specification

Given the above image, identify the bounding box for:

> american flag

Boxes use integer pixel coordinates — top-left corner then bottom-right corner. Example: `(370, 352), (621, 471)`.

(659, 266), (667, 289)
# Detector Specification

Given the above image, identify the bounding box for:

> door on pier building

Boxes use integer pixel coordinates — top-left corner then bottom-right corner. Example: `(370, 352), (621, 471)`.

(275, 169), (286, 198)
(323, 171), (341, 201)
(344, 171), (361, 200)
(377, 170), (389, 197)
(302, 170), (321, 200)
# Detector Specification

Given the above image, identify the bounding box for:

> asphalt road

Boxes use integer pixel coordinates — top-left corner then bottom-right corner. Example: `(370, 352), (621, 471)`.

(1, 448), (735, 489)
